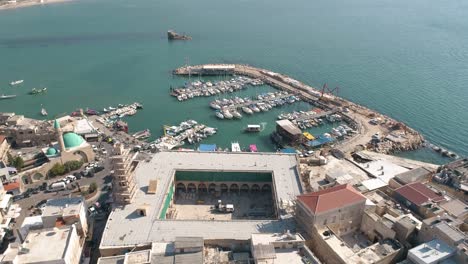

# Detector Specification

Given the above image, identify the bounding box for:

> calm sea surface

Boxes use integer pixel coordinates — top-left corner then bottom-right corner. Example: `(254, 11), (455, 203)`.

(1, 0), (467, 164)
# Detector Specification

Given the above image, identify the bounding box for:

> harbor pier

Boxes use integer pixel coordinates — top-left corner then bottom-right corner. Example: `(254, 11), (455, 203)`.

(174, 64), (425, 154)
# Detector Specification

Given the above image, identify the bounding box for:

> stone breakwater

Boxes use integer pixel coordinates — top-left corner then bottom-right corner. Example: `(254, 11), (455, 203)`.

(174, 64), (424, 154)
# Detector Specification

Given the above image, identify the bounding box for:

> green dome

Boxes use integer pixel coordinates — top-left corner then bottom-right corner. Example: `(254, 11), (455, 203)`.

(63, 133), (85, 149)
(46, 147), (58, 156)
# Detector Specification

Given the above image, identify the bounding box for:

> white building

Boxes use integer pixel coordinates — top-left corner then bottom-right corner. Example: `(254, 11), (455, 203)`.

(2, 225), (84, 264)
(41, 197), (88, 236)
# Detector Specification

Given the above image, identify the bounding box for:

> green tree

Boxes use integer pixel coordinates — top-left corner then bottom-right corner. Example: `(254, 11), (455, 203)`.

(63, 160), (83, 172)
(11, 156), (24, 171)
(48, 163), (66, 177)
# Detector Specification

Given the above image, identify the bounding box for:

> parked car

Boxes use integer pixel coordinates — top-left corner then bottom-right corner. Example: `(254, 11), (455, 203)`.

(48, 181), (67, 192)
(73, 172), (82, 180)
(65, 175), (77, 182)
(13, 194), (25, 202)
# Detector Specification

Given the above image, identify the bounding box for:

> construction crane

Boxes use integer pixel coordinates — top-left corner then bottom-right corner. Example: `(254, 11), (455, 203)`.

(319, 83), (340, 100)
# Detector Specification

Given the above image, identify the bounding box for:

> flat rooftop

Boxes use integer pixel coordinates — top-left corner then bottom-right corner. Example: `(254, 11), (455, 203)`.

(101, 151), (301, 250)
(42, 197), (84, 217)
(15, 226), (74, 263)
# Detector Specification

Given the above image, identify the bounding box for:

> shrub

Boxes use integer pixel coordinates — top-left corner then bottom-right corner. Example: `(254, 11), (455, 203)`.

(48, 163), (66, 177)
(64, 160), (83, 172)
(89, 182), (98, 193)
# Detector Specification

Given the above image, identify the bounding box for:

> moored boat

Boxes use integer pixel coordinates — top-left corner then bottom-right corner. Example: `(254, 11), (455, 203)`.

(231, 142), (241, 152)
(132, 129), (151, 140)
(223, 110), (233, 119)
(215, 111), (224, 119)
(249, 144), (258, 152)
(232, 110), (242, 119)
(242, 106), (253, 115)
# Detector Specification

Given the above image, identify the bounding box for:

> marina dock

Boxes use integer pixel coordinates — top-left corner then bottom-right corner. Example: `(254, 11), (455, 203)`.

(174, 64), (425, 154)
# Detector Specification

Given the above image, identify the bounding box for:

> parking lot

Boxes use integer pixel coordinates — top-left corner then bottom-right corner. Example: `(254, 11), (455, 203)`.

(8, 141), (114, 244)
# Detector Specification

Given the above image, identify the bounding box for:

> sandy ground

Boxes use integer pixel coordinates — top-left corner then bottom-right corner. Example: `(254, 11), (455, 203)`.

(0, 0), (70, 11)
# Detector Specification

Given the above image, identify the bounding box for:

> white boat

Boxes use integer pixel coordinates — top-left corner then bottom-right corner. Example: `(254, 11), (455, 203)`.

(232, 110), (242, 119)
(103, 108), (109, 113)
(245, 124), (261, 132)
(250, 105), (260, 113)
(10, 80), (23, 86)
(40, 107), (48, 116)
(223, 110), (233, 119)
(0, 94), (16, 100)
(242, 107), (253, 115)
(215, 111), (224, 119)
(231, 142), (241, 152)
(210, 102), (221, 110)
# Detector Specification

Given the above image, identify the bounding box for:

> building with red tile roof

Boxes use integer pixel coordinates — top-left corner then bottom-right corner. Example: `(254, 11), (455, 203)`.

(296, 184), (367, 237)
(394, 182), (445, 217)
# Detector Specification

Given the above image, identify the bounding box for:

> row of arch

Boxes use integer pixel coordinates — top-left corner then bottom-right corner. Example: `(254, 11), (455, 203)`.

(176, 183), (271, 193)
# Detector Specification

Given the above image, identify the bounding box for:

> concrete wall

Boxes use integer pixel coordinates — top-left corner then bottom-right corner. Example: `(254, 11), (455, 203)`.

(100, 244), (151, 257)
(313, 201), (365, 236)
(63, 225), (83, 264)
(306, 228), (345, 264)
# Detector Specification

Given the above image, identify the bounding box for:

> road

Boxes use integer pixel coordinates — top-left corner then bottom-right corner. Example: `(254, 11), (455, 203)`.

(10, 141), (114, 243)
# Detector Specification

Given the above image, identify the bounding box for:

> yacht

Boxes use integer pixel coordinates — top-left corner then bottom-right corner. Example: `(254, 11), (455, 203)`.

(10, 80), (24, 86)
(223, 110), (233, 119)
(242, 106), (253, 115)
(250, 105), (260, 113)
(29, 88), (47, 95)
(210, 102), (221, 110)
(232, 110), (242, 119)
(215, 111), (224, 119)
(231, 142), (241, 152)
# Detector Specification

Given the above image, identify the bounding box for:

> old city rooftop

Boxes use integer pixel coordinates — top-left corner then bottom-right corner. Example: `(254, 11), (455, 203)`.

(394, 182), (445, 206)
(297, 184), (366, 214)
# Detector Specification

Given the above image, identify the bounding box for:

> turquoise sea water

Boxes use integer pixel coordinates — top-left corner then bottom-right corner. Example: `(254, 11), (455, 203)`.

(0, 0), (467, 164)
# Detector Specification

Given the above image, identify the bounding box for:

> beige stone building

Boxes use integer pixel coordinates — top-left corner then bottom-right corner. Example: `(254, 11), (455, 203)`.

(296, 184), (367, 236)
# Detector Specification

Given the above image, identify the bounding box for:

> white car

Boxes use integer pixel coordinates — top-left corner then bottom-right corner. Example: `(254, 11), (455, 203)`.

(92, 145), (97, 151)
(65, 175), (77, 182)
(101, 149), (108, 155)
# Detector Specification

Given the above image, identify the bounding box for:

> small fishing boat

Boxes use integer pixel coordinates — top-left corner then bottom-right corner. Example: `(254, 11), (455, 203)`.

(132, 129), (151, 140)
(103, 108), (109, 113)
(0, 94), (16, 100)
(108, 106), (116, 111)
(10, 80), (24, 86)
(40, 106), (48, 116)
(86, 108), (99, 115)
(29, 87), (47, 95)
(231, 142), (241, 152)
(249, 144), (258, 152)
